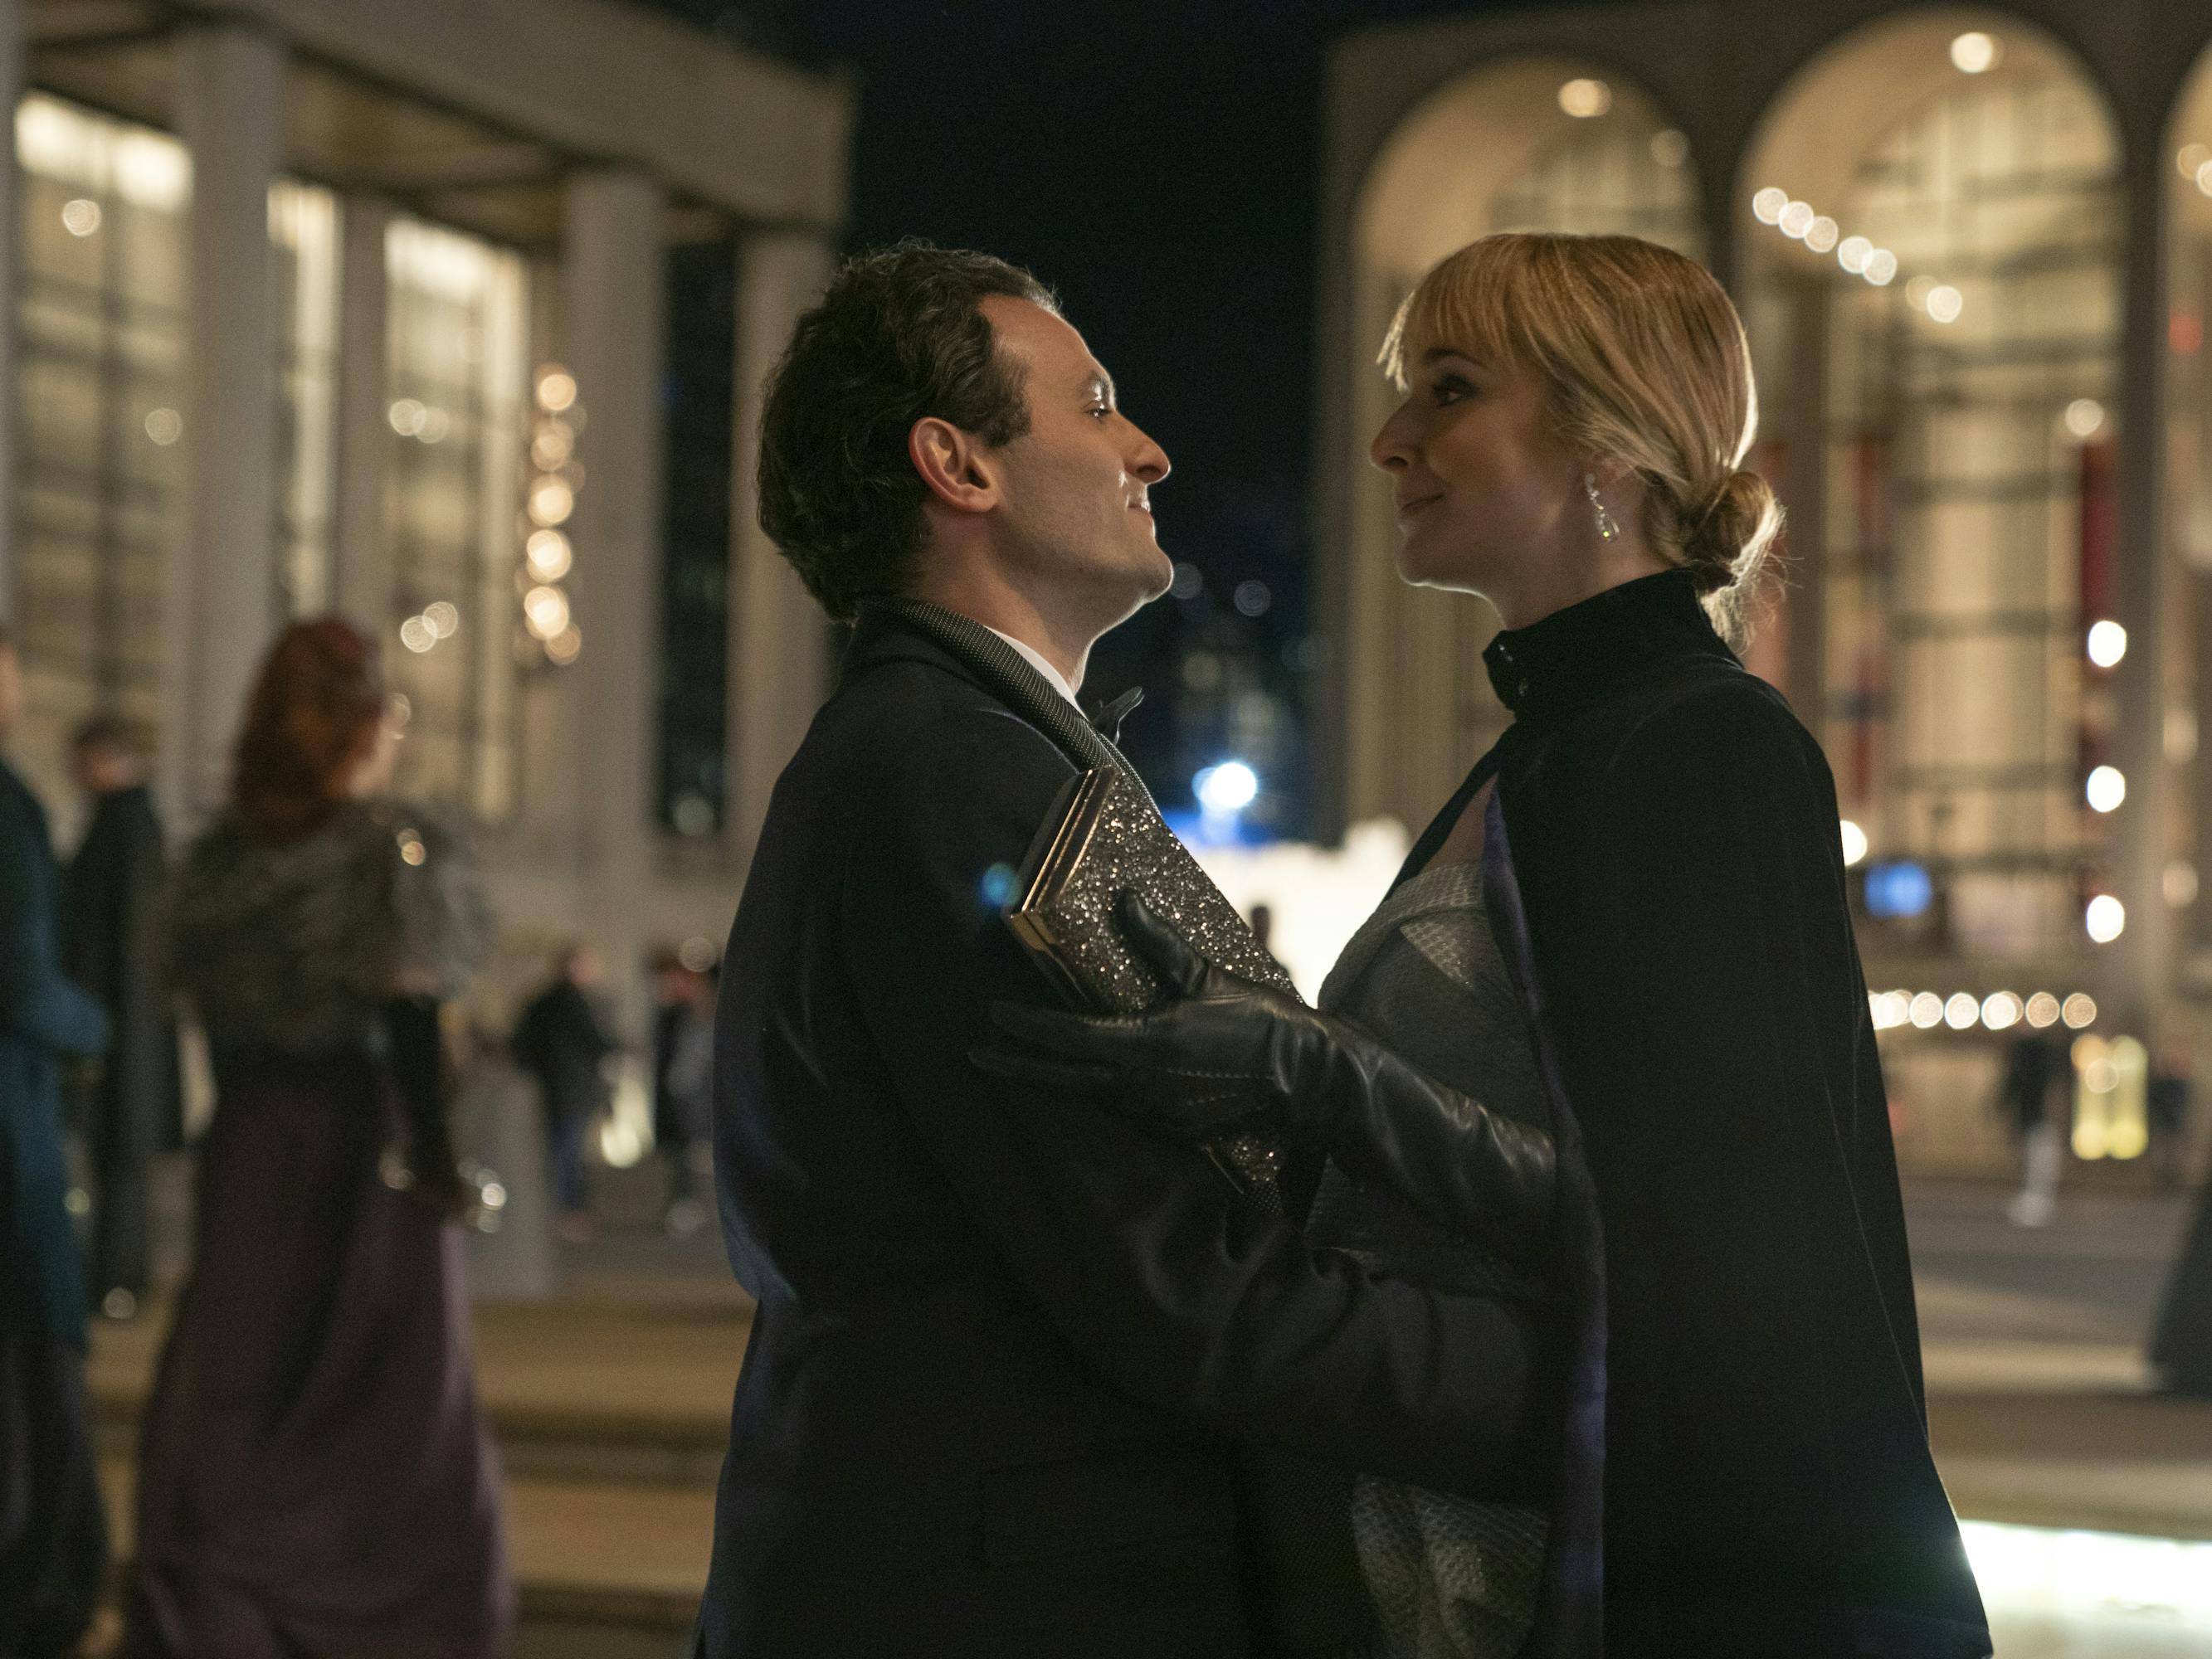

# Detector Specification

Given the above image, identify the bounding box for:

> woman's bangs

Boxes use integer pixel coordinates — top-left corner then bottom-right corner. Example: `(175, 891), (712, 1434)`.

(1381, 246), (1530, 387)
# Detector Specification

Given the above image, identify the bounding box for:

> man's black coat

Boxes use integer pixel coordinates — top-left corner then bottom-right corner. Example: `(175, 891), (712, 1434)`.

(698, 609), (1542, 1658)
(1415, 571), (1990, 1657)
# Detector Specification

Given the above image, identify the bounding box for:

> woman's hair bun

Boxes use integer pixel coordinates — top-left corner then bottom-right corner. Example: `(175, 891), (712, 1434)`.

(1677, 468), (1781, 592)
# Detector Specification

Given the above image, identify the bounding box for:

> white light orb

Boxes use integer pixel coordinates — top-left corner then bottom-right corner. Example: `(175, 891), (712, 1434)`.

(398, 615), (436, 654)
(2024, 993), (2061, 1029)
(143, 407), (182, 446)
(1950, 31), (2000, 73)
(524, 528), (572, 582)
(2085, 895), (2126, 944)
(423, 600), (460, 639)
(2064, 398), (2106, 439)
(1804, 216), (1839, 253)
(1864, 249), (1898, 285)
(1926, 285), (1964, 324)
(2200, 160), (2212, 200)
(1981, 992), (2023, 1032)
(1778, 200), (1815, 240)
(2181, 143), (2212, 181)
(2085, 619), (2127, 667)
(387, 397), (426, 437)
(61, 197), (101, 236)
(1557, 78), (1611, 119)
(418, 406), (451, 445)
(546, 624), (582, 666)
(2168, 707), (2200, 764)
(528, 476), (575, 528)
(1837, 236), (1872, 274)
(531, 420), (575, 471)
(2166, 860), (2200, 907)
(2063, 992), (2099, 1028)
(1908, 992), (1945, 1029)
(1839, 819), (1869, 867)
(2085, 765), (2126, 814)
(1752, 187), (1790, 225)
(1944, 992), (1981, 1030)
(535, 365), (577, 413)
(523, 584), (571, 641)
(1195, 761), (1259, 814)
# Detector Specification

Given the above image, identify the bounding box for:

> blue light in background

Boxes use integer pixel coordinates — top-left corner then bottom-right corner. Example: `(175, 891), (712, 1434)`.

(1864, 860), (1932, 919)
(1194, 761), (1259, 814)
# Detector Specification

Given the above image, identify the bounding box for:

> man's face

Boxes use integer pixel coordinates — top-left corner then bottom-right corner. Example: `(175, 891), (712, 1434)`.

(74, 742), (137, 795)
(978, 297), (1173, 611)
(0, 647), (19, 742)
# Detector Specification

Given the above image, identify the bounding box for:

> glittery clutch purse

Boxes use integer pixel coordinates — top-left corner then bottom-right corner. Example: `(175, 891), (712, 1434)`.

(1005, 766), (1297, 1203)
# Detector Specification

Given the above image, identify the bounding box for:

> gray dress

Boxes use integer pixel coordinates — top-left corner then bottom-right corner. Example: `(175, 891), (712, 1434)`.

(1311, 860), (1552, 1659)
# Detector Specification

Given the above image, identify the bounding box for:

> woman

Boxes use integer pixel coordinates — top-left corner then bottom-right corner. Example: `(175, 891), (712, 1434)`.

(124, 619), (511, 1659)
(985, 235), (1991, 1657)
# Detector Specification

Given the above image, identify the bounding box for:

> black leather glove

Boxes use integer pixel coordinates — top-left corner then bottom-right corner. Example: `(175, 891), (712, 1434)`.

(974, 893), (1556, 1254)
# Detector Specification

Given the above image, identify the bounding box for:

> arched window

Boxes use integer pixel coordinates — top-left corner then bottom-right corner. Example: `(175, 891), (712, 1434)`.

(2166, 55), (2212, 960)
(1741, 13), (2123, 966)
(1338, 61), (1707, 830)
(382, 216), (529, 821)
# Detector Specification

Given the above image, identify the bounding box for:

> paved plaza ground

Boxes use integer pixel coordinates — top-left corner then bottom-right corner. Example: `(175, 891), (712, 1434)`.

(77, 1170), (2212, 1657)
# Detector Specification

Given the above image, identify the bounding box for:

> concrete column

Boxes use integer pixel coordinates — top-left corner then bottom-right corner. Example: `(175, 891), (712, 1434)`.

(725, 229), (833, 868)
(333, 194), (394, 635)
(163, 25), (284, 821)
(2107, 143), (2172, 1038)
(0, 0), (20, 623)
(560, 170), (666, 1036)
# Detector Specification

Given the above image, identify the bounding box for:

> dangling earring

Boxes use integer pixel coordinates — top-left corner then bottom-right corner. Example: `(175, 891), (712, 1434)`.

(1584, 473), (1619, 542)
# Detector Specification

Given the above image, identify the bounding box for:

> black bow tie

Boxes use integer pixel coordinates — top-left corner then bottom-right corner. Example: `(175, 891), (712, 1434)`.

(1087, 686), (1144, 744)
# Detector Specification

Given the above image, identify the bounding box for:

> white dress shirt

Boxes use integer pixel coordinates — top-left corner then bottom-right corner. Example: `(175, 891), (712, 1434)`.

(982, 625), (1083, 711)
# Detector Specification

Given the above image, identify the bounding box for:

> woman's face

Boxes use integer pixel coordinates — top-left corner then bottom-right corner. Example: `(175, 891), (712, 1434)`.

(1369, 346), (1586, 601)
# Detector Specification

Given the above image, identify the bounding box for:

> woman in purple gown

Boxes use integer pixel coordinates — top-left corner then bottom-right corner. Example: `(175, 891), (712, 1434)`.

(123, 618), (512, 1659)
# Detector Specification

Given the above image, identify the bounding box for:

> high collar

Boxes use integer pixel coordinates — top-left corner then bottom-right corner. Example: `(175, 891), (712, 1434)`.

(1482, 567), (1735, 718)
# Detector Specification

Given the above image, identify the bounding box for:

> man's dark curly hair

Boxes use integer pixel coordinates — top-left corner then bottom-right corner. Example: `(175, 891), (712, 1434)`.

(758, 242), (1058, 620)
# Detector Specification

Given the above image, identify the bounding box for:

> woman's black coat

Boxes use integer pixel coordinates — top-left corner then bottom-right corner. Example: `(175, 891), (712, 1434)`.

(1402, 571), (1990, 1657)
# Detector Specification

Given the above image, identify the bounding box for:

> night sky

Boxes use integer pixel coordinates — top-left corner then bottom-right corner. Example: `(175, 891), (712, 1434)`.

(644, 0), (1519, 832)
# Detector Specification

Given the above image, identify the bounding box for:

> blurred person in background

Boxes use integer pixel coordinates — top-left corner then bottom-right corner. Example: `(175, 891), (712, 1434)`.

(64, 713), (180, 1322)
(511, 944), (616, 1243)
(2147, 1021), (2195, 1192)
(123, 618), (509, 1659)
(650, 949), (715, 1236)
(1998, 1026), (2065, 1228)
(0, 622), (111, 1658)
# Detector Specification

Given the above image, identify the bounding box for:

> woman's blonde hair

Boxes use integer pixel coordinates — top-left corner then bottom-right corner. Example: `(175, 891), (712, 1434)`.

(1381, 232), (1781, 643)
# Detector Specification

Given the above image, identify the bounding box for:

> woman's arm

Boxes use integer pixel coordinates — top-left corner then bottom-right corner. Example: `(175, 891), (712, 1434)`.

(978, 893), (1557, 1254)
(0, 787), (109, 1059)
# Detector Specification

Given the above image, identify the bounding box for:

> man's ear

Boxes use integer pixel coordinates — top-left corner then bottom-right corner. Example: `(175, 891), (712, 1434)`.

(910, 417), (1000, 516)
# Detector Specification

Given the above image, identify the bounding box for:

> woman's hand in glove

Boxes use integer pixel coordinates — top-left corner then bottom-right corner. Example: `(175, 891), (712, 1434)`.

(972, 893), (1556, 1253)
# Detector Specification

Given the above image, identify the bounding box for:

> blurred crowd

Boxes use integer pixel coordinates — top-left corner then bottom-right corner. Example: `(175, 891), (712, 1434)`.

(0, 618), (715, 1658)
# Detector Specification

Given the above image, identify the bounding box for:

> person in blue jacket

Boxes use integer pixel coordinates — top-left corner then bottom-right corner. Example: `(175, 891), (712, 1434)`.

(0, 620), (112, 1657)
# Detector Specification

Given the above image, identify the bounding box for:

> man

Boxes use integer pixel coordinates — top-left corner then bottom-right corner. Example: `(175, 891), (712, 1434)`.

(699, 246), (1548, 1657)
(65, 714), (179, 1320)
(0, 625), (112, 1655)
(511, 946), (617, 1244)
(650, 949), (714, 1236)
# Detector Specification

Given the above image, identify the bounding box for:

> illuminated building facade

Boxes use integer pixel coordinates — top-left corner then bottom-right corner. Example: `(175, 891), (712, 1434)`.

(0, 0), (850, 1021)
(1318, 2), (2212, 1171)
